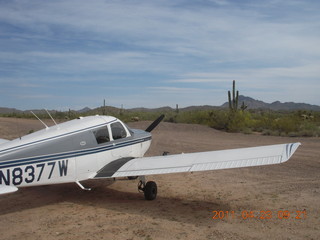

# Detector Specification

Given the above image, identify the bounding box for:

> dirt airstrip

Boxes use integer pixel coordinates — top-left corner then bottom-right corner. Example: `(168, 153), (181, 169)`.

(0, 117), (319, 240)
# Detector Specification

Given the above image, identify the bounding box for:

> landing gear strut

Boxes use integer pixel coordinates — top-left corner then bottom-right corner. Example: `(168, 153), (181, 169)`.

(138, 176), (157, 200)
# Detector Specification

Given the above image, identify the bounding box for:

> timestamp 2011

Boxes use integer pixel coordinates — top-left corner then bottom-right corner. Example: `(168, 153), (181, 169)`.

(212, 210), (307, 220)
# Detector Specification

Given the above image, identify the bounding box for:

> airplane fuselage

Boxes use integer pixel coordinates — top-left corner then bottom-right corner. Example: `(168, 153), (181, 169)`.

(0, 116), (151, 188)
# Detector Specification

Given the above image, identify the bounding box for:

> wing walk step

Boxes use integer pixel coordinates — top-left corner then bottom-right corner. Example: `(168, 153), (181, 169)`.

(94, 157), (134, 178)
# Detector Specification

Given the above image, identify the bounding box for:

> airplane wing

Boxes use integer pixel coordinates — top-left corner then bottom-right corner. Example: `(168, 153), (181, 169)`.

(94, 142), (300, 178)
(0, 138), (9, 145)
(0, 185), (18, 195)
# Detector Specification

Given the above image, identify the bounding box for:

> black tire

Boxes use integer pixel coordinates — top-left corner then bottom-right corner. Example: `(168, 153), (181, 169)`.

(144, 181), (157, 200)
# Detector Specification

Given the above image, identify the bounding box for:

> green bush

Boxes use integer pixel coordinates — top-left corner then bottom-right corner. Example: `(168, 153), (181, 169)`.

(271, 117), (300, 135)
(226, 111), (253, 132)
(209, 110), (229, 130)
(298, 122), (320, 137)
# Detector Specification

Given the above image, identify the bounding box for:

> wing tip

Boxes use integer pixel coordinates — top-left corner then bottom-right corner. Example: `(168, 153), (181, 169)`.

(291, 142), (301, 155)
(283, 142), (301, 162)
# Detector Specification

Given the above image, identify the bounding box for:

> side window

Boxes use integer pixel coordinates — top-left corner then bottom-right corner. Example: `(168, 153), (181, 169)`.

(111, 122), (127, 140)
(93, 127), (110, 144)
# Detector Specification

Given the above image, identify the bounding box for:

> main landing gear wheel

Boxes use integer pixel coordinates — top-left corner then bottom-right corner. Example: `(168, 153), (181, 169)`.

(138, 177), (158, 200)
(144, 181), (157, 201)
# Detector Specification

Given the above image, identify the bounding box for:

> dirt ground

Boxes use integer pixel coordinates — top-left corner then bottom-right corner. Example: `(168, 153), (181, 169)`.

(0, 117), (319, 240)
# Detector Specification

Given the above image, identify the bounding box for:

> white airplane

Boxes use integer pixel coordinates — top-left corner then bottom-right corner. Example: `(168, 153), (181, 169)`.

(0, 114), (300, 200)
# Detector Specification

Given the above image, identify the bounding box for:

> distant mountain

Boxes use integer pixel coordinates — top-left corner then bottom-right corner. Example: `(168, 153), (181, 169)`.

(221, 95), (320, 111)
(129, 106), (174, 112)
(0, 107), (21, 114)
(268, 101), (320, 111)
(1, 96), (320, 115)
(77, 107), (92, 113)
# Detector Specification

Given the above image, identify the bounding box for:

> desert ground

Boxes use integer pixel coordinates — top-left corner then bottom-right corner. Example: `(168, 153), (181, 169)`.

(0, 117), (319, 240)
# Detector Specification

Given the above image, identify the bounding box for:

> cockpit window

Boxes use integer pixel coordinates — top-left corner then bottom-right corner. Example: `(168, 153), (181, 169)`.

(93, 127), (110, 144)
(111, 122), (127, 140)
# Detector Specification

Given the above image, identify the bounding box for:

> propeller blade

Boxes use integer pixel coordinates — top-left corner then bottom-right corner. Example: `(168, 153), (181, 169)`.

(145, 114), (165, 132)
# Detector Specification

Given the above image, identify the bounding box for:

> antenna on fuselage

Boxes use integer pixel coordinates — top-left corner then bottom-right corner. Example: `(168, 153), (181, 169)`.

(31, 111), (49, 129)
(45, 109), (58, 127)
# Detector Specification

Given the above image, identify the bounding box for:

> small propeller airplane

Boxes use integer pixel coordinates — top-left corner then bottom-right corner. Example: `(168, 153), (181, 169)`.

(0, 114), (300, 200)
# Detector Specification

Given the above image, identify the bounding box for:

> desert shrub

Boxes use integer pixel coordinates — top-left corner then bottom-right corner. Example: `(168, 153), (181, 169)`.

(209, 110), (229, 130)
(262, 129), (280, 136)
(119, 111), (163, 123)
(271, 117), (300, 135)
(242, 128), (253, 134)
(250, 111), (279, 132)
(298, 122), (320, 137)
(226, 111), (252, 132)
(175, 110), (212, 125)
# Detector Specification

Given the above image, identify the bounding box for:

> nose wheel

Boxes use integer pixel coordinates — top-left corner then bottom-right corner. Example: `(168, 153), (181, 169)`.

(138, 176), (157, 200)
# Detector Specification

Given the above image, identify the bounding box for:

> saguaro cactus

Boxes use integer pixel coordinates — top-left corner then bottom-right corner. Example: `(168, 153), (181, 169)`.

(240, 101), (248, 111)
(228, 80), (239, 112)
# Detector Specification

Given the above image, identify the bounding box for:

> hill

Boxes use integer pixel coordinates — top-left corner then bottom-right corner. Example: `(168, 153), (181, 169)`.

(0, 107), (21, 114)
(221, 95), (320, 111)
(1, 96), (320, 114)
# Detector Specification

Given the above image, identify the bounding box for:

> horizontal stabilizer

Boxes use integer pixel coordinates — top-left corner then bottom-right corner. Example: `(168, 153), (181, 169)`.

(98, 143), (300, 178)
(0, 185), (18, 195)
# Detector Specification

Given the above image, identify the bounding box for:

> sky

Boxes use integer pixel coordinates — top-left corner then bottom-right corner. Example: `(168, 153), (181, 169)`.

(0, 0), (319, 110)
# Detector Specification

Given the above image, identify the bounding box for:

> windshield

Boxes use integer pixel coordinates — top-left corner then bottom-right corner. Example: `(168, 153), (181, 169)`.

(111, 122), (127, 140)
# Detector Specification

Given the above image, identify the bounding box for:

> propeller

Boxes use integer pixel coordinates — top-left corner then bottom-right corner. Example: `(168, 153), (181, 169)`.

(145, 114), (165, 132)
